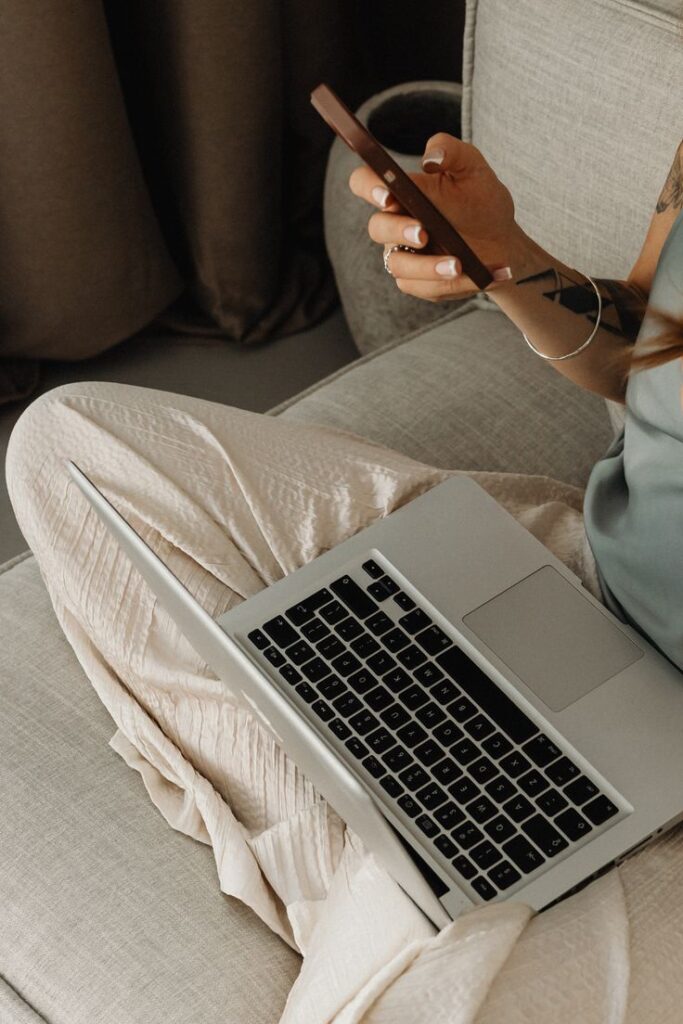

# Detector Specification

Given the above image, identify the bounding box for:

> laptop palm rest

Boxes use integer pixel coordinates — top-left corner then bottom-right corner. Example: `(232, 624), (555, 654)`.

(462, 565), (644, 712)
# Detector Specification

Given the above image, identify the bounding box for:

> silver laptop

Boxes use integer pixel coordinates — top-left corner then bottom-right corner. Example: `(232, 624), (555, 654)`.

(68, 460), (683, 929)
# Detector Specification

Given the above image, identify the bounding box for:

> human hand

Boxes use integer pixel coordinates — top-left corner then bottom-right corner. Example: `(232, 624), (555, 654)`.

(348, 132), (522, 301)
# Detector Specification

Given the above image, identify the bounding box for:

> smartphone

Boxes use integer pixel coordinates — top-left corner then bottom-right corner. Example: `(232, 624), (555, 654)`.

(311, 82), (493, 290)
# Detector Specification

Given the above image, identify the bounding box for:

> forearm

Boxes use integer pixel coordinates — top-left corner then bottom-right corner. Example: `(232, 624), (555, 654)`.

(489, 229), (648, 403)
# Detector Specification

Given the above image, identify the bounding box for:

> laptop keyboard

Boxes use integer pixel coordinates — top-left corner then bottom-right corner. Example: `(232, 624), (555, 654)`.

(246, 558), (621, 903)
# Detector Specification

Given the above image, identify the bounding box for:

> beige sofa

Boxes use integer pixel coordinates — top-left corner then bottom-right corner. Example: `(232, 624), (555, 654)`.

(2, 1), (682, 1020)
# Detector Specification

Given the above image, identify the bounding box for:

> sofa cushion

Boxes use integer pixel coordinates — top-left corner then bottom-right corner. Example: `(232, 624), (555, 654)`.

(0, 553), (301, 1024)
(277, 301), (613, 489)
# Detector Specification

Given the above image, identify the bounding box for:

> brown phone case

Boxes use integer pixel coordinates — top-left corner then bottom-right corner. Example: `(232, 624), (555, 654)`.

(311, 82), (493, 290)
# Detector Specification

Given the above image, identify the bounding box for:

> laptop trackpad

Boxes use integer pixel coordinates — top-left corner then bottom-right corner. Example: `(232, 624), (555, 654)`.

(462, 565), (643, 712)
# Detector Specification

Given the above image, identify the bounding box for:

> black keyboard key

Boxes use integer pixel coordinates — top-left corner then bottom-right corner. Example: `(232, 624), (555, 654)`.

(522, 733), (562, 767)
(263, 615), (299, 649)
(346, 737), (368, 760)
(366, 611), (393, 636)
(295, 681), (316, 703)
(380, 704), (410, 730)
(316, 635), (344, 660)
(471, 876), (497, 901)
(363, 755), (386, 779)
(336, 617), (364, 641)
(433, 721), (464, 747)
(362, 559), (384, 579)
(248, 629), (269, 650)
(437, 647), (537, 744)
(367, 727), (395, 754)
(331, 651), (362, 677)
(399, 765), (430, 791)
(546, 757), (580, 787)
(484, 815), (516, 843)
(536, 789), (568, 817)
(448, 696), (477, 722)
(384, 668), (412, 693)
(351, 633), (380, 658)
(499, 751), (531, 778)
(416, 782), (448, 810)
(288, 639), (316, 665)
(485, 776), (517, 803)
(382, 746), (412, 772)
(502, 835), (546, 874)
(382, 627), (411, 653)
(279, 664), (302, 685)
(431, 680), (460, 706)
(482, 732), (513, 759)
(434, 801), (466, 831)
(301, 618), (330, 643)
(396, 721), (428, 748)
(583, 795), (619, 826)
(365, 686), (394, 712)
(414, 740), (444, 767)
(469, 757), (498, 784)
(399, 685), (429, 711)
(519, 769), (550, 798)
(555, 808), (592, 841)
(487, 860), (521, 891)
(347, 669), (377, 695)
(565, 776), (600, 806)
(318, 675), (345, 700)
(368, 577), (400, 600)
(393, 591), (416, 611)
(452, 739), (479, 766)
(453, 821), (484, 850)
(522, 814), (569, 857)
(464, 714), (495, 742)
(432, 758), (462, 787)
(264, 646), (286, 667)
(312, 699), (333, 722)
(286, 589), (333, 625)
(301, 657), (331, 683)
(415, 663), (444, 687)
(380, 776), (403, 799)
(398, 794), (420, 817)
(503, 794), (535, 823)
(329, 718), (351, 741)
(435, 835), (458, 859)
(468, 796), (497, 824)
(416, 702), (446, 729)
(367, 651), (396, 675)
(333, 692), (362, 718)
(330, 575), (378, 619)
(470, 840), (503, 870)
(453, 854), (477, 880)
(320, 600), (347, 625)
(449, 777), (480, 805)
(349, 710), (379, 735)
(399, 609), (432, 634)
(397, 645), (427, 670)
(415, 625), (452, 656)
(416, 814), (439, 838)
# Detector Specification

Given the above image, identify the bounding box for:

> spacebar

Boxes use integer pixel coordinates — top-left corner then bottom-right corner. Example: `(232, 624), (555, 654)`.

(436, 646), (537, 744)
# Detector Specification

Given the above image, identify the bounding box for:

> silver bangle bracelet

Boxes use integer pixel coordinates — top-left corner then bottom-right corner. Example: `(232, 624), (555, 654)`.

(522, 273), (603, 362)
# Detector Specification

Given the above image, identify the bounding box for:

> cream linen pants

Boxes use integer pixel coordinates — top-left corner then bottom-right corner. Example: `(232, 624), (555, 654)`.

(9, 381), (682, 1024)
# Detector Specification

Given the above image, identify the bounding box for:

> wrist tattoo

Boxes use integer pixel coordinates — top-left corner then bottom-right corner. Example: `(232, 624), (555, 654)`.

(516, 268), (646, 343)
(656, 141), (683, 214)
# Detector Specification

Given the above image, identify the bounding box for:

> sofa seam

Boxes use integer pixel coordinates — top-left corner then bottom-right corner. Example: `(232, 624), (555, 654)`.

(0, 971), (51, 1024)
(599, 0), (683, 30)
(0, 550), (32, 577)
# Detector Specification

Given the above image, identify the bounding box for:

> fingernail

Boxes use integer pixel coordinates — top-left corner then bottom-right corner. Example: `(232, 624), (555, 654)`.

(435, 258), (459, 277)
(403, 224), (425, 246)
(372, 186), (390, 207)
(492, 266), (513, 281)
(422, 146), (445, 167)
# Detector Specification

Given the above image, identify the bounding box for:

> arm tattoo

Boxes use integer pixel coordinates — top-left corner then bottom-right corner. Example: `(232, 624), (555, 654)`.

(516, 268), (646, 343)
(656, 141), (683, 213)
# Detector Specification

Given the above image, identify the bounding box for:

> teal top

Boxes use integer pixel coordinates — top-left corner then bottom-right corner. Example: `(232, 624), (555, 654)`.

(584, 207), (683, 670)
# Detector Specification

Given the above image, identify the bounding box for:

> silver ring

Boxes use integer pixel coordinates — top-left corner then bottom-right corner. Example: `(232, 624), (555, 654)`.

(383, 243), (417, 277)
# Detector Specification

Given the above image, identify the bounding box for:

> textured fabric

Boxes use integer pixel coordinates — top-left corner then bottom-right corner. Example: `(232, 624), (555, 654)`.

(12, 380), (683, 1024)
(279, 303), (613, 488)
(584, 209), (683, 669)
(0, 554), (301, 1024)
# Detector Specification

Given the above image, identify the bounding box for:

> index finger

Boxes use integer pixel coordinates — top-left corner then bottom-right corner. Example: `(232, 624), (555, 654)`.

(348, 165), (402, 211)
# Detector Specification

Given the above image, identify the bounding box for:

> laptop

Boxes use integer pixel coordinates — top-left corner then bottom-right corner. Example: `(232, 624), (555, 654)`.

(67, 460), (683, 928)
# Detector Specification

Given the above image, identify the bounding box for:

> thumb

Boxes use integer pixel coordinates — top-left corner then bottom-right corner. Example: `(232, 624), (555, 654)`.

(421, 133), (483, 175)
